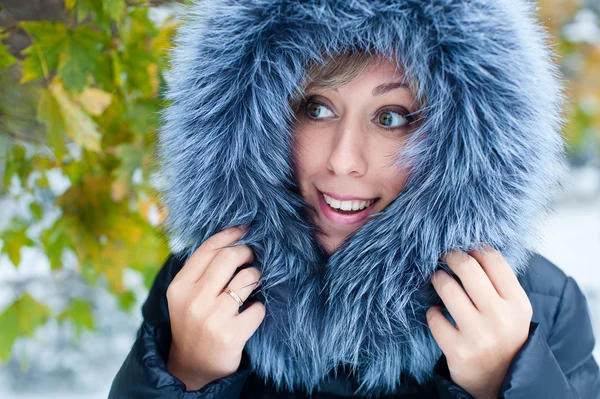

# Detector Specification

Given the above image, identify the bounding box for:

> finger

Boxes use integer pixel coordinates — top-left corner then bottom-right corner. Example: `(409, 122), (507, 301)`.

(426, 305), (459, 354)
(236, 301), (267, 342)
(431, 269), (478, 329)
(468, 244), (523, 301)
(442, 249), (500, 312)
(216, 267), (262, 317)
(174, 225), (247, 284)
(199, 244), (254, 298)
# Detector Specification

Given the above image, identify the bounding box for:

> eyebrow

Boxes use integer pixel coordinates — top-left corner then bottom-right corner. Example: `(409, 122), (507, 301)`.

(372, 82), (409, 96)
(306, 81), (410, 96)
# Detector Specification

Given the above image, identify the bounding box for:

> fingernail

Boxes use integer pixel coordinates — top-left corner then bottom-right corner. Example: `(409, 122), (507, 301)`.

(239, 224), (249, 232)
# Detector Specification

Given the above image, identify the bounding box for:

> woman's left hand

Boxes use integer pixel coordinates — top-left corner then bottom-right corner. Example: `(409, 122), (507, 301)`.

(427, 244), (534, 399)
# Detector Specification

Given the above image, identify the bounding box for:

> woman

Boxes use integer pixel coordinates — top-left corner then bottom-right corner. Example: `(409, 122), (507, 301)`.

(108, 0), (600, 398)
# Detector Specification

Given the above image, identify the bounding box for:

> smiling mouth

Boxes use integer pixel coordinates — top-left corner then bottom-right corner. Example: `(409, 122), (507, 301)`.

(319, 192), (380, 215)
(320, 191), (381, 214)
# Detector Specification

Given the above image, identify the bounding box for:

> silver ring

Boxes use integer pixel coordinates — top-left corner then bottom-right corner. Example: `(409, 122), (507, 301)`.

(223, 288), (244, 306)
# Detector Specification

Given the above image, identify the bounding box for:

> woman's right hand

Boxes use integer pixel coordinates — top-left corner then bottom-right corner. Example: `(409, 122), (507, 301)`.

(165, 225), (265, 391)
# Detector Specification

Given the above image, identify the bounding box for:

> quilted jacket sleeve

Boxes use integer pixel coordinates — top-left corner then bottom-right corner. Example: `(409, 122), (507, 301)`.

(433, 276), (600, 399)
(107, 252), (252, 399)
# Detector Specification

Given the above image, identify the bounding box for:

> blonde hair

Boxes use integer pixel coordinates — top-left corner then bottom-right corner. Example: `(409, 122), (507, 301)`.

(289, 49), (423, 117)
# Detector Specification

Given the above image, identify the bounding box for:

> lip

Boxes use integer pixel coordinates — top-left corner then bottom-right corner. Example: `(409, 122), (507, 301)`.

(318, 190), (379, 226)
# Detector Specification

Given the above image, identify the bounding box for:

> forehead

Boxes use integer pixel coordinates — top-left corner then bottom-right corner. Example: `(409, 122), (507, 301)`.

(307, 57), (408, 92)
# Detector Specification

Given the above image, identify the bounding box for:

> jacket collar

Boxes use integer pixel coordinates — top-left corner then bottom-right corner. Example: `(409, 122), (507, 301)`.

(158, 0), (566, 396)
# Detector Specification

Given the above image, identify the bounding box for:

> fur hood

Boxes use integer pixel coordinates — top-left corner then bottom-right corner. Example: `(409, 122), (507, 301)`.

(156, 0), (567, 396)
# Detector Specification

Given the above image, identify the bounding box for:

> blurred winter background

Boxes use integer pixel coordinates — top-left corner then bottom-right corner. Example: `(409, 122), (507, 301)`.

(0, 0), (599, 398)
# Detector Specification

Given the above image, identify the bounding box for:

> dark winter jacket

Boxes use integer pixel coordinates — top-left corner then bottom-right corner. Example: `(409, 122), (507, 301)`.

(109, 0), (600, 397)
(108, 251), (600, 398)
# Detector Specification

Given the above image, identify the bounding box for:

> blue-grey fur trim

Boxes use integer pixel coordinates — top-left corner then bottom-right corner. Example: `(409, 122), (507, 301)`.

(156, 0), (568, 396)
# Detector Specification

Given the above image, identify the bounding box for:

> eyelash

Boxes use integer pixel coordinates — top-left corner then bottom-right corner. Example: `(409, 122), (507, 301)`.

(298, 99), (416, 134)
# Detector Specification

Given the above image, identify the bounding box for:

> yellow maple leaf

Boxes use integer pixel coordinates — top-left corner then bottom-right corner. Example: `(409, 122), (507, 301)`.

(48, 79), (102, 152)
(77, 87), (112, 116)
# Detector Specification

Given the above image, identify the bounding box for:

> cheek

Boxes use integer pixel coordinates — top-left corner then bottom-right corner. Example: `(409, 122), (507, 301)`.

(374, 154), (411, 197)
(389, 168), (410, 197)
(374, 171), (407, 199)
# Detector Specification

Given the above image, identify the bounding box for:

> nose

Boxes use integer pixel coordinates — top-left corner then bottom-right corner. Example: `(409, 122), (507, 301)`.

(326, 118), (368, 177)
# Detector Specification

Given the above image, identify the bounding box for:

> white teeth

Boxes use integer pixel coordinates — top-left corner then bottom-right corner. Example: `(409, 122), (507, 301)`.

(323, 193), (375, 211)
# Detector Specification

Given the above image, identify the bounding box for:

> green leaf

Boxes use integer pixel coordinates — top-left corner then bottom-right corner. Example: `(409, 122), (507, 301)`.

(0, 63), (46, 151)
(37, 89), (67, 160)
(92, 52), (117, 91)
(40, 216), (79, 271)
(125, 99), (161, 137)
(29, 202), (43, 221)
(0, 36), (17, 69)
(116, 7), (160, 97)
(20, 22), (108, 92)
(30, 154), (57, 172)
(0, 217), (36, 266)
(127, 7), (158, 39)
(117, 290), (136, 312)
(19, 21), (68, 84)
(57, 25), (107, 94)
(103, 0), (126, 23)
(56, 175), (117, 237)
(62, 158), (86, 184)
(70, 0), (104, 24)
(58, 298), (95, 338)
(110, 52), (124, 90)
(127, 222), (170, 289)
(2, 144), (26, 190)
(36, 174), (50, 189)
(0, 293), (51, 363)
(57, 41), (90, 93)
(96, 94), (135, 148)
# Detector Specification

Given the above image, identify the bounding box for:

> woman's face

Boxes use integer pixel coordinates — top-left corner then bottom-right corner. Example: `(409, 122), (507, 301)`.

(292, 57), (419, 255)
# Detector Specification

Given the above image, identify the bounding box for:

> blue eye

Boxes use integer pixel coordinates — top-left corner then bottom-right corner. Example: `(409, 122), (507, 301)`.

(306, 102), (335, 118)
(378, 110), (409, 128)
